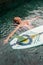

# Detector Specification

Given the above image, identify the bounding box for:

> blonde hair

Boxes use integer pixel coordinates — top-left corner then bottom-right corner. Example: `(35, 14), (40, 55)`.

(13, 17), (21, 22)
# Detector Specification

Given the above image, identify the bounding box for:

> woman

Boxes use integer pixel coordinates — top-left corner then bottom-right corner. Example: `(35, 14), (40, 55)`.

(4, 16), (40, 44)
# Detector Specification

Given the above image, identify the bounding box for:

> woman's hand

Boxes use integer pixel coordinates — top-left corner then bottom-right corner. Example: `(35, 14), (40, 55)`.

(4, 38), (9, 44)
(35, 16), (41, 18)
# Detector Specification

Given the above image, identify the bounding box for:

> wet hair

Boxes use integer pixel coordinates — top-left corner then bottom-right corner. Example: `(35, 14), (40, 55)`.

(14, 20), (20, 24)
(13, 17), (21, 24)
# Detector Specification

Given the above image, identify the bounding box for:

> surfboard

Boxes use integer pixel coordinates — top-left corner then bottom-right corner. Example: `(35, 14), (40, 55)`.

(10, 25), (43, 49)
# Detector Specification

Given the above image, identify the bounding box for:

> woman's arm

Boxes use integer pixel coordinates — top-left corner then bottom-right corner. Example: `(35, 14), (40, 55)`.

(28, 16), (40, 22)
(4, 24), (21, 44)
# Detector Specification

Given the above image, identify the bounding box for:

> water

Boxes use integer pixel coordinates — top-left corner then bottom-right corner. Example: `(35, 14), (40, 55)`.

(0, 0), (43, 38)
(0, 0), (43, 65)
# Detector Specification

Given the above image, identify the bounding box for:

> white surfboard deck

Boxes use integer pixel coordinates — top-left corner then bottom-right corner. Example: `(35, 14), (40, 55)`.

(10, 25), (43, 49)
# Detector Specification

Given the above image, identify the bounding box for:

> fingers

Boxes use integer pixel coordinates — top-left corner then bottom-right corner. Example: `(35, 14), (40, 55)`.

(35, 16), (41, 18)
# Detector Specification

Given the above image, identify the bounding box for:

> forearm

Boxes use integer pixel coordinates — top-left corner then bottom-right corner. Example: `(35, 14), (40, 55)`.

(29, 16), (40, 22)
(7, 30), (16, 40)
(6, 25), (21, 40)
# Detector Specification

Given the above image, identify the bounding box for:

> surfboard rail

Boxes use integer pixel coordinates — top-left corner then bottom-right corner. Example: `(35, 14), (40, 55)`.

(10, 25), (43, 49)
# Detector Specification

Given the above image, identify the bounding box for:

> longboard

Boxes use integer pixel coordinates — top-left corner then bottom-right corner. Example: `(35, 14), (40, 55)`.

(10, 25), (43, 49)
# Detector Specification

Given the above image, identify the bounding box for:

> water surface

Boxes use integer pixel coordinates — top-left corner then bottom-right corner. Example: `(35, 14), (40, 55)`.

(0, 0), (43, 65)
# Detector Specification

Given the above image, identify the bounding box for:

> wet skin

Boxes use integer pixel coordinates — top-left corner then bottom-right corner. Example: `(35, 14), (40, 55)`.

(4, 16), (40, 44)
